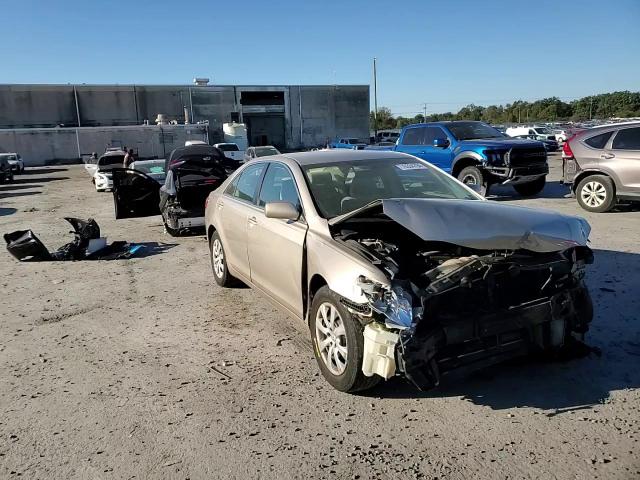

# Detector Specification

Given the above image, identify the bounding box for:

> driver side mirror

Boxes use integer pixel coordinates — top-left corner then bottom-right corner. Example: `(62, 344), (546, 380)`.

(433, 137), (450, 148)
(265, 201), (300, 221)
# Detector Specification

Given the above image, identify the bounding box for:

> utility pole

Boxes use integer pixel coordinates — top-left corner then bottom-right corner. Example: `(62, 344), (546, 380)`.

(589, 97), (593, 120)
(373, 57), (378, 139)
(422, 103), (427, 122)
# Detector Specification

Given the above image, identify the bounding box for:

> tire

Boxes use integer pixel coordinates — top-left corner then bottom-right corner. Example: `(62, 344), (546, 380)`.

(209, 231), (237, 287)
(513, 176), (546, 196)
(310, 286), (381, 393)
(457, 165), (487, 196)
(576, 175), (616, 213)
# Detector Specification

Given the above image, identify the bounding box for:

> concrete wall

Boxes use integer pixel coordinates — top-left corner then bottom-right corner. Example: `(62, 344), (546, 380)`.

(0, 124), (208, 166)
(0, 84), (370, 152)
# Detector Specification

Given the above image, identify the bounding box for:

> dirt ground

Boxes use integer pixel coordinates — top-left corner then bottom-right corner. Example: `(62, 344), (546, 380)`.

(1, 155), (639, 479)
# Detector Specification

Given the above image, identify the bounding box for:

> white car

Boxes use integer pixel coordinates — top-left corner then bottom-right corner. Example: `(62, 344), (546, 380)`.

(552, 129), (569, 143)
(93, 151), (125, 191)
(505, 126), (557, 141)
(244, 145), (281, 162)
(213, 143), (244, 162)
(0, 153), (24, 173)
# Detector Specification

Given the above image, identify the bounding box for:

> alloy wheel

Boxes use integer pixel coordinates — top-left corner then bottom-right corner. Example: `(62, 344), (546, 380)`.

(581, 181), (606, 208)
(212, 239), (225, 278)
(315, 302), (348, 376)
(461, 174), (477, 185)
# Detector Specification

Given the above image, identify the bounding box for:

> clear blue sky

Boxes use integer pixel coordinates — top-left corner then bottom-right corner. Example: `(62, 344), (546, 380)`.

(1, 0), (638, 114)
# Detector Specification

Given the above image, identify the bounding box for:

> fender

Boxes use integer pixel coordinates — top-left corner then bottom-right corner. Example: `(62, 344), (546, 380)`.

(451, 151), (485, 173)
(572, 167), (622, 192)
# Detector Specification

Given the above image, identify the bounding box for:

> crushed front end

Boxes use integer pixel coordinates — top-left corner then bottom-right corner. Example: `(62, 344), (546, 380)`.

(334, 206), (594, 391)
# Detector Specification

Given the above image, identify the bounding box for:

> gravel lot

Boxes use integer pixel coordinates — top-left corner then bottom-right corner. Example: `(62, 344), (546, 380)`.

(1, 154), (639, 479)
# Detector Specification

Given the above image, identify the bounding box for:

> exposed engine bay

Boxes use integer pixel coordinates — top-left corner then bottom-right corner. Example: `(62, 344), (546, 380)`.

(334, 215), (594, 391)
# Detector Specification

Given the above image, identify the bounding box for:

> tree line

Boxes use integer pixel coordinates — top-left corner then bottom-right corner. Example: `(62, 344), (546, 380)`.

(371, 91), (640, 130)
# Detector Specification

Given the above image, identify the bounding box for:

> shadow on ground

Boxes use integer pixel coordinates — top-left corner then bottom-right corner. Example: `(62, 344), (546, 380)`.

(132, 242), (179, 258)
(489, 180), (571, 201)
(23, 167), (69, 175)
(363, 248), (640, 412)
(0, 190), (42, 200)
(0, 207), (17, 216)
(10, 176), (69, 185)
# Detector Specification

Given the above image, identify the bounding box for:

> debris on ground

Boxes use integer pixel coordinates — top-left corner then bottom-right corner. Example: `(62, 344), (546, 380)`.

(4, 217), (144, 261)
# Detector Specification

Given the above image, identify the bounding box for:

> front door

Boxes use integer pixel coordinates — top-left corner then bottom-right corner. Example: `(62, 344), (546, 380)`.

(398, 126), (453, 172)
(247, 163), (307, 317)
(112, 169), (161, 219)
(218, 162), (267, 280)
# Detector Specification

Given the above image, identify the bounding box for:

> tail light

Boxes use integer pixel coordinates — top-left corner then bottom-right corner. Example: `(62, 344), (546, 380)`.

(562, 137), (575, 158)
(204, 195), (210, 209)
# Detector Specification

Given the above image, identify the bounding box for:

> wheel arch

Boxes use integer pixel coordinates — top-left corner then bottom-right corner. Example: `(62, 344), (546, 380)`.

(572, 169), (617, 194)
(207, 224), (216, 243)
(451, 154), (483, 178)
(306, 273), (328, 326)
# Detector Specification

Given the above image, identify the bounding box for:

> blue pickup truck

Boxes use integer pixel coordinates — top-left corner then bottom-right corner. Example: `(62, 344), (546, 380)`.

(387, 121), (549, 196)
(330, 137), (368, 150)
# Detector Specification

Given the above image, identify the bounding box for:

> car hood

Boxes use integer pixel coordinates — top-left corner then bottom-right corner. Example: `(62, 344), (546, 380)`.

(458, 138), (542, 148)
(329, 198), (590, 253)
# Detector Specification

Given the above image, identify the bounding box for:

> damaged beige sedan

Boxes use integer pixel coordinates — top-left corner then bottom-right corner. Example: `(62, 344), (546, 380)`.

(205, 150), (594, 392)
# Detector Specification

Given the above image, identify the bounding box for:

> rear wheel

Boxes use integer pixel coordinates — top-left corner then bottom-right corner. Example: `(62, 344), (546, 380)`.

(457, 165), (487, 196)
(209, 231), (237, 287)
(310, 286), (380, 393)
(514, 176), (546, 196)
(576, 175), (616, 213)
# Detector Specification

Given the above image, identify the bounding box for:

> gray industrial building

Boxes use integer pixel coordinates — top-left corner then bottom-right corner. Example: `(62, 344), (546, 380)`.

(0, 84), (370, 165)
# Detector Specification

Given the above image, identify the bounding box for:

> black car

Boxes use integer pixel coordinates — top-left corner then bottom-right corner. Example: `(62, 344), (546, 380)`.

(112, 145), (237, 235)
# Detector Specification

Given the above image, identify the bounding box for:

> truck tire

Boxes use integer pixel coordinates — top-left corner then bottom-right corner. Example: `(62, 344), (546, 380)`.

(514, 177), (546, 196)
(576, 175), (616, 213)
(457, 166), (487, 196)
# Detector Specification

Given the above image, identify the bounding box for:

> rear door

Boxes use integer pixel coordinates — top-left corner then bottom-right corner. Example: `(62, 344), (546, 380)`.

(247, 162), (307, 317)
(217, 162), (267, 280)
(112, 169), (161, 219)
(608, 126), (640, 194)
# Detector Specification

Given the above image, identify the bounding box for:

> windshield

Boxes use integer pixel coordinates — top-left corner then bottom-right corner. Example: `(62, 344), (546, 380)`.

(346, 139), (361, 144)
(0, 154), (17, 161)
(97, 155), (124, 169)
(217, 144), (239, 152)
(255, 147), (280, 157)
(130, 161), (165, 175)
(535, 127), (551, 134)
(447, 122), (505, 140)
(303, 158), (478, 218)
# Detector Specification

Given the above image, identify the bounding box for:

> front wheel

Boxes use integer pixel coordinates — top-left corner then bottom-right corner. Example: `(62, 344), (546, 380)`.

(513, 176), (546, 196)
(457, 165), (487, 196)
(310, 286), (380, 393)
(576, 175), (616, 213)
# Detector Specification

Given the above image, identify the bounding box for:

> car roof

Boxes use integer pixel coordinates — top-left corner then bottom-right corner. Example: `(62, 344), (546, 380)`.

(577, 121), (640, 135)
(276, 149), (413, 166)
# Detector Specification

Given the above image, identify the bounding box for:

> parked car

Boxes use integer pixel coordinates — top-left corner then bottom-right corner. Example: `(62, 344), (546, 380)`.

(244, 146), (281, 162)
(392, 121), (548, 196)
(204, 150), (594, 393)
(552, 129), (569, 143)
(513, 135), (559, 152)
(0, 153), (24, 173)
(112, 145), (237, 235)
(506, 126), (558, 141)
(561, 122), (640, 212)
(213, 143), (245, 163)
(329, 138), (368, 150)
(93, 150), (126, 191)
(0, 154), (14, 183)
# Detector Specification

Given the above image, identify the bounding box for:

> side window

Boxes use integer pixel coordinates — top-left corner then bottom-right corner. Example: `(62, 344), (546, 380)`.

(584, 131), (613, 149)
(224, 175), (240, 195)
(528, 129), (535, 135)
(423, 127), (447, 146)
(401, 127), (426, 145)
(231, 163), (266, 203)
(612, 128), (640, 150)
(258, 163), (301, 210)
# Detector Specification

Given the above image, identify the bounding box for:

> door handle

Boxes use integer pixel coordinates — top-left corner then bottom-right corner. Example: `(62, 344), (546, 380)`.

(248, 216), (257, 226)
(600, 153), (615, 159)
(216, 200), (224, 209)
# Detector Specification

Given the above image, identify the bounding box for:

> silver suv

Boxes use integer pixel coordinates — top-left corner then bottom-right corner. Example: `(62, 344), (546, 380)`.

(562, 122), (640, 212)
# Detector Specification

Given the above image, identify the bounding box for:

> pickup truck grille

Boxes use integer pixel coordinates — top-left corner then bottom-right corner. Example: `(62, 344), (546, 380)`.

(507, 147), (547, 167)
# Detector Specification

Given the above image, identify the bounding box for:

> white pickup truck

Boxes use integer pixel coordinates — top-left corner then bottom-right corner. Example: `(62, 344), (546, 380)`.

(213, 143), (244, 163)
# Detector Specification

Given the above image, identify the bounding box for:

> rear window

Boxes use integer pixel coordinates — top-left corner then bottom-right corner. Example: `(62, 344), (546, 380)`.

(98, 155), (124, 166)
(612, 127), (640, 150)
(584, 131), (613, 149)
